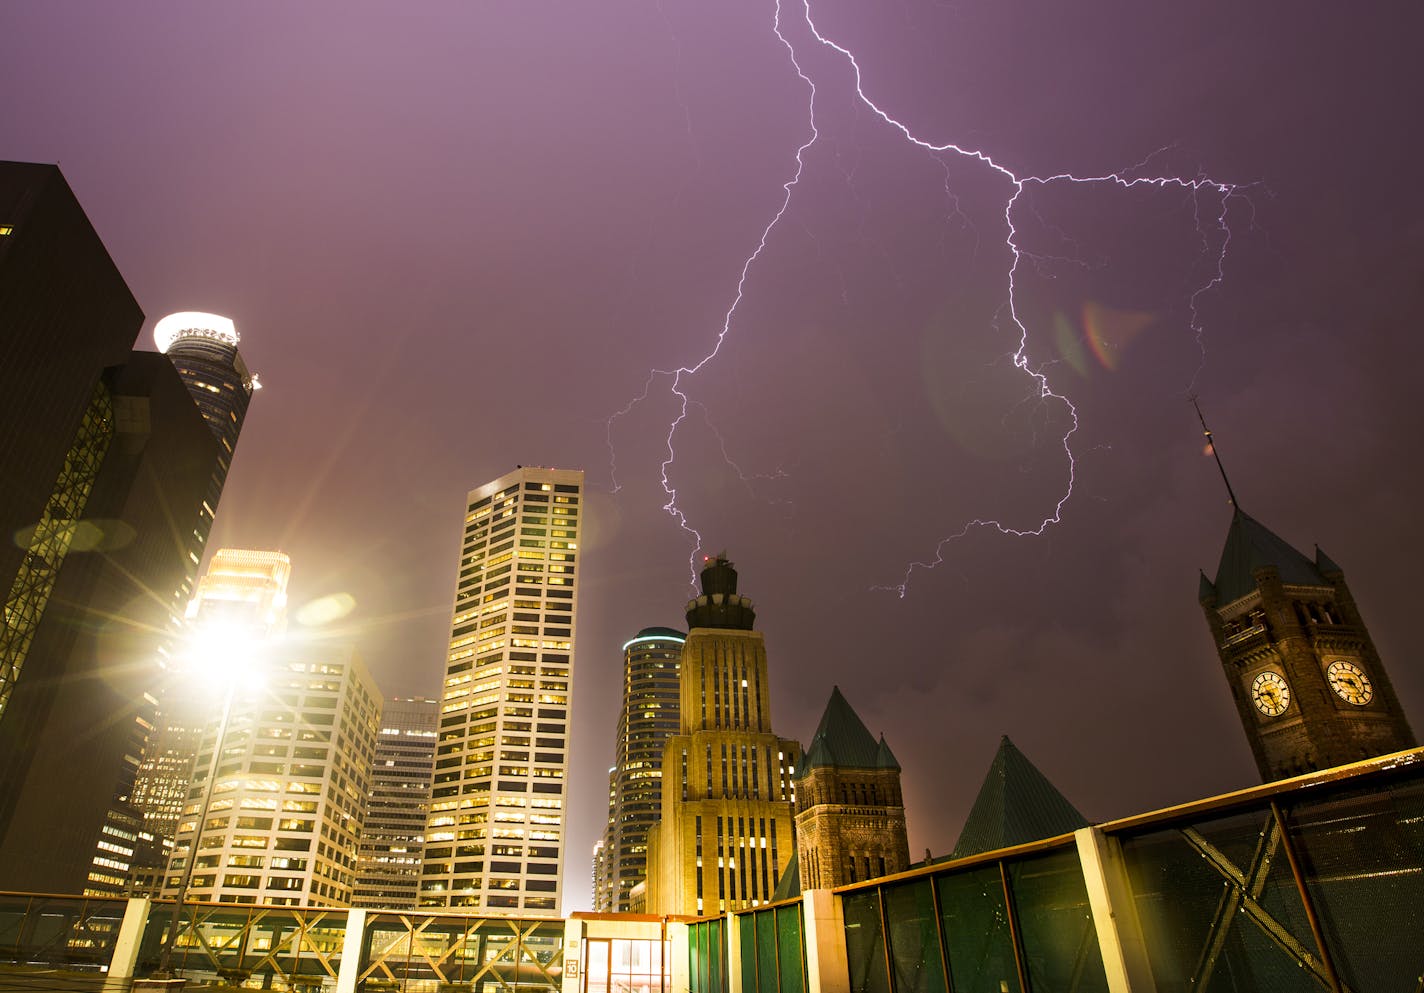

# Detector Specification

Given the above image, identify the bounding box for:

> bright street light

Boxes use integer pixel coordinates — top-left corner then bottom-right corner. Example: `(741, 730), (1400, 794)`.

(153, 618), (271, 981)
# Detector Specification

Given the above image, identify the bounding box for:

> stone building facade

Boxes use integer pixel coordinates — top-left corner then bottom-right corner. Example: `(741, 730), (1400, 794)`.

(645, 556), (800, 916)
(793, 687), (909, 890)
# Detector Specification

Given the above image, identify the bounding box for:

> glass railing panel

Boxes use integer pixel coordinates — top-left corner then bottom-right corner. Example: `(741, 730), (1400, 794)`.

(843, 890), (890, 993)
(471, 918), (529, 993)
(358, 912), (554, 991)
(774, 903), (805, 993)
(0, 895), (128, 970)
(689, 920), (713, 993)
(149, 903), (349, 985)
(1286, 778), (1424, 992)
(518, 920), (565, 991)
(740, 910), (757, 993)
(689, 917), (706, 991)
(1007, 849), (1108, 993)
(1119, 808), (1330, 993)
(936, 865), (1019, 993)
(754, 910), (776, 993)
(883, 878), (945, 993)
(360, 912), (422, 989)
(707, 918), (724, 993)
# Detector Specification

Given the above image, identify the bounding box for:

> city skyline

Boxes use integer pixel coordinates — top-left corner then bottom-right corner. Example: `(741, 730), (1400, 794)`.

(3, 0), (1422, 914)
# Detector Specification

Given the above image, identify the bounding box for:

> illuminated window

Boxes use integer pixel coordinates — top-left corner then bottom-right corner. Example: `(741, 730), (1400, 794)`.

(0, 225), (13, 236)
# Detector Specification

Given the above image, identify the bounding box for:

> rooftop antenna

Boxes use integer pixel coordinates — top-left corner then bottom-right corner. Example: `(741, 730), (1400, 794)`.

(1191, 396), (1238, 509)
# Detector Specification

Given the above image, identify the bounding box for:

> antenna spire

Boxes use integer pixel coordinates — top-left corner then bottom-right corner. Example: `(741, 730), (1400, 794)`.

(1191, 397), (1238, 509)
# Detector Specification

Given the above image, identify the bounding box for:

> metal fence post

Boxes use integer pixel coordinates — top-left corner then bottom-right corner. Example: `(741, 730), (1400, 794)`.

(562, 918), (584, 993)
(108, 897), (153, 982)
(334, 908), (366, 993)
(668, 920), (692, 993)
(726, 912), (744, 993)
(1074, 827), (1158, 993)
(801, 890), (850, 993)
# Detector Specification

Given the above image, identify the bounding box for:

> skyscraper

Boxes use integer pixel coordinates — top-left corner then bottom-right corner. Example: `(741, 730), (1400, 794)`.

(591, 836), (611, 913)
(645, 556), (800, 916)
(596, 627), (684, 912)
(0, 165), (255, 897)
(184, 548), (292, 631)
(0, 161), (140, 733)
(422, 467), (584, 914)
(128, 550), (293, 891)
(152, 312), (260, 620)
(150, 550), (382, 907)
(153, 311), (258, 494)
(353, 697), (439, 909)
(0, 352), (230, 895)
(161, 643), (381, 906)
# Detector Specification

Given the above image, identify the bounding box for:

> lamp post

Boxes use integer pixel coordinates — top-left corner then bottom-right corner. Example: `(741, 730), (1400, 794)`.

(150, 622), (267, 984)
(154, 678), (238, 979)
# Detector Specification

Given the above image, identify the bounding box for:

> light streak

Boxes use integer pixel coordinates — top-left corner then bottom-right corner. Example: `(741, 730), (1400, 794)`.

(612, 0), (1249, 593)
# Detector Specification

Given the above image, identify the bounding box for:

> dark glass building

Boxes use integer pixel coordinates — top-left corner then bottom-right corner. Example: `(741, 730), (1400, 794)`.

(0, 162), (140, 732)
(0, 162), (254, 895)
(0, 354), (223, 893)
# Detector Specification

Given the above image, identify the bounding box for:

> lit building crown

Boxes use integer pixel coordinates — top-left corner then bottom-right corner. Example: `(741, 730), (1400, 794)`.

(153, 312), (240, 353)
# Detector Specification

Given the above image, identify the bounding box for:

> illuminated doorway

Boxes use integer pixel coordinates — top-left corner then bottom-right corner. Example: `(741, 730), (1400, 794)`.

(583, 937), (669, 993)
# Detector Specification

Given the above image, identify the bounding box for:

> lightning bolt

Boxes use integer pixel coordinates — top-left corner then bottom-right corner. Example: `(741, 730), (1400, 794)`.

(606, 0), (819, 587)
(610, 0), (1250, 593)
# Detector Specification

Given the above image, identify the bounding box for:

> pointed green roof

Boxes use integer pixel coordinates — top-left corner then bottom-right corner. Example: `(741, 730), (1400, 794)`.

(1213, 510), (1329, 603)
(950, 736), (1088, 860)
(1198, 570), (1216, 603)
(876, 735), (899, 770)
(800, 686), (899, 774)
(1315, 545), (1343, 576)
(771, 851), (801, 902)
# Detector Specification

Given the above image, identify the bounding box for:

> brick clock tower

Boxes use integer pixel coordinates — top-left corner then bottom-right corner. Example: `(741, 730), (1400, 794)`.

(1199, 508), (1414, 781)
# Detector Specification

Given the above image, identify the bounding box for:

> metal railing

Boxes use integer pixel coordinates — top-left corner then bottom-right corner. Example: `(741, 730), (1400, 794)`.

(3, 748), (1422, 992)
(824, 747), (1424, 993)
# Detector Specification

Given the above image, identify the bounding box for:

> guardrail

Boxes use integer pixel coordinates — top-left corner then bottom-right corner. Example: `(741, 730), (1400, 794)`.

(4, 748), (1421, 993)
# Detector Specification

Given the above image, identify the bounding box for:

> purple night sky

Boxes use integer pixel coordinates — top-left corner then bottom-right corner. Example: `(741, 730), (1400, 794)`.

(4, 0), (1422, 911)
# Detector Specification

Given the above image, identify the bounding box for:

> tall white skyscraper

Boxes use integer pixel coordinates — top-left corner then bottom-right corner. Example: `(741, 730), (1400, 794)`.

(421, 467), (583, 914)
(162, 647), (381, 906)
(153, 549), (382, 907)
(128, 549), (294, 893)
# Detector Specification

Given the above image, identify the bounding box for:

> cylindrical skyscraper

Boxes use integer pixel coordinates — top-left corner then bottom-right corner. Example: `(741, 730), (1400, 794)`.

(153, 311), (259, 488)
(596, 626), (684, 911)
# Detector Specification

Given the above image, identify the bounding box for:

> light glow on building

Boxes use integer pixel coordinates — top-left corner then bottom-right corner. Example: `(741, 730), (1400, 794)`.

(153, 311), (239, 353)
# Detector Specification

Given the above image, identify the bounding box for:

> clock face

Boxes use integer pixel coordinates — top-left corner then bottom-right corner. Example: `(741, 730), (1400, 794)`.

(1327, 660), (1373, 706)
(1251, 671), (1291, 717)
